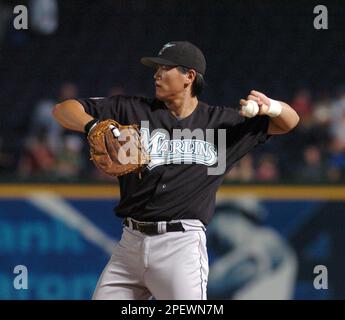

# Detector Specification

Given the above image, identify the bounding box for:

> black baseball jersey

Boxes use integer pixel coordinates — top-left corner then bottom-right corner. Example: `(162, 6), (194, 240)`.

(77, 95), (270, 225)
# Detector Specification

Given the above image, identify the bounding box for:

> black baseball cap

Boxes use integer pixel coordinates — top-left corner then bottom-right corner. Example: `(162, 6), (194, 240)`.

(141, 41), (206, 76)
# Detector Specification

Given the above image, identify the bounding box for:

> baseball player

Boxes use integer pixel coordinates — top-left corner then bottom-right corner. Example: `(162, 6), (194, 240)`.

(52, 41), (299, 300)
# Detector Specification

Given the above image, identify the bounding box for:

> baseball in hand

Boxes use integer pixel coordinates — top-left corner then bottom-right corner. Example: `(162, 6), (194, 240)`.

(241, 100), (259, 118)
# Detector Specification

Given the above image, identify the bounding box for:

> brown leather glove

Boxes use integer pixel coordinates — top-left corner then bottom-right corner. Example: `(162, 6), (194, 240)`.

(87, 119), (149, 177)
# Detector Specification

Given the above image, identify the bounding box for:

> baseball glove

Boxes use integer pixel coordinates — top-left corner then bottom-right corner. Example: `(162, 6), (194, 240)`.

(87, 119), (150, 177)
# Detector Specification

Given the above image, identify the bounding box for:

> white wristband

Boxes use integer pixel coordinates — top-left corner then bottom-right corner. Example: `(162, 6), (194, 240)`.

(267, 99), (282, 118)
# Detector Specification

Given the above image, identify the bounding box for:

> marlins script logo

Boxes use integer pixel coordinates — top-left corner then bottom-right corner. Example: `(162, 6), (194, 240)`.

(140, 127), (218, 170)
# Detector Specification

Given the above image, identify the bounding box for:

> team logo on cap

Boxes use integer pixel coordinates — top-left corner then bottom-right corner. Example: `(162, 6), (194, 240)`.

(158, 43), (176, 56)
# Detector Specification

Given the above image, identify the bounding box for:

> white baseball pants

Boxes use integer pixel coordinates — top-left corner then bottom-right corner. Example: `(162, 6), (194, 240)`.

(92, 219), (208, 300)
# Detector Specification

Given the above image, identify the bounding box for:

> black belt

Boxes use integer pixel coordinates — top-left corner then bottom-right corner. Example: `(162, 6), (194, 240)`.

(124, 218), (185, 235)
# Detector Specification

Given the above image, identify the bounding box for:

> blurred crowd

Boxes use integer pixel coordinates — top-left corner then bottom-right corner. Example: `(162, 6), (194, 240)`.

(11, 82), (124, 183)
(1, 1), (344, 184)
(1, 81), (344, 184)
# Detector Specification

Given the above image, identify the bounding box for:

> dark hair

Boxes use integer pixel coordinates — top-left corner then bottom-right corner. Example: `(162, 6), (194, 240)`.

(177, 66), (205, 97)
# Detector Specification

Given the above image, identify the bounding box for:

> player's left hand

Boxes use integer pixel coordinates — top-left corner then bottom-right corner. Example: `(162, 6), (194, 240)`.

(239, 90), (271, 116)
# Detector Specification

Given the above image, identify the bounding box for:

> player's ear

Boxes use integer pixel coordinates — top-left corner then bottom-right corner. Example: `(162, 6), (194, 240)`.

(185, 69), (196, 84)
